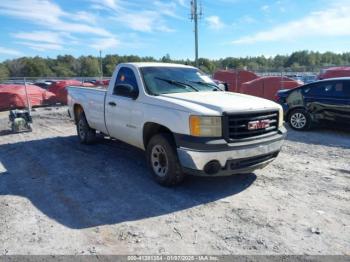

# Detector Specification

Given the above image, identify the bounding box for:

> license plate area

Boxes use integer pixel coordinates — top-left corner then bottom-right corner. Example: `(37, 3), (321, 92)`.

(226, 152), (278, 170)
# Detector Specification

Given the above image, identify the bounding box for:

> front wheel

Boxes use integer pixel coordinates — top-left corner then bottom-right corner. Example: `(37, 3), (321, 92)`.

(288, 109), (311, 131)
(146, 133), (185, 187)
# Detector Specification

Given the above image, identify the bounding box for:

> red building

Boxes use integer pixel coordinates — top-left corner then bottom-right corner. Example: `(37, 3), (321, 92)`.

(241, 76), (301, 101)
(213, 70), (258, 92)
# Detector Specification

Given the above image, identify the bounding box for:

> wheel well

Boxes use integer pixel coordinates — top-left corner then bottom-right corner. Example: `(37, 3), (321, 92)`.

(143, 122), (174, 148)
(73, 104), (84, 124)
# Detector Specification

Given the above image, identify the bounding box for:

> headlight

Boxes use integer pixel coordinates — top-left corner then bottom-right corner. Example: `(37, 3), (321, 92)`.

(278, 107), (284, 128)
(189, 116), (222, 137)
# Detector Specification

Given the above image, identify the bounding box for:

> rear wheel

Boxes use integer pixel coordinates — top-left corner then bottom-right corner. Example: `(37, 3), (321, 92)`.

(77, 112), (96, 144)
(288, 109), (311, 131)
(146, 133), (185, 186)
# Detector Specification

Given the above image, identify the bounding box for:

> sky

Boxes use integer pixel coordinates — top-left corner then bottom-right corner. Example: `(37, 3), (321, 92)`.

(0, 0), (349, 61)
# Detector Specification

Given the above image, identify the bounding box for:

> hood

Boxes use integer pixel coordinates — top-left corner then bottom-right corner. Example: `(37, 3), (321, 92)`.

(156, 91), (281, 115)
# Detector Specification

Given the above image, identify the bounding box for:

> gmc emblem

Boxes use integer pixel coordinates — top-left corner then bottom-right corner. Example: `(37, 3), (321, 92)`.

(248, 120), (270, 130)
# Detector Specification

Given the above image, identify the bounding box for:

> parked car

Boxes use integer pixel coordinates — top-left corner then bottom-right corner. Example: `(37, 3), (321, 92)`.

(302, 75), (317, 84)
(68, 63), (286, 186)
(276, 78), (350, 130)
(34, 80), (54, 89)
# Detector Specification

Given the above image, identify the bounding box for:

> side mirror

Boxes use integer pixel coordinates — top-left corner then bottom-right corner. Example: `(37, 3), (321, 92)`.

(115, 84), (139, 99)
(218, 83), (228, 91)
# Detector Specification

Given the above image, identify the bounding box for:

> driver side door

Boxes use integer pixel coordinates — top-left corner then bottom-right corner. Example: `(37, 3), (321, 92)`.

(105, 67), (139, 145)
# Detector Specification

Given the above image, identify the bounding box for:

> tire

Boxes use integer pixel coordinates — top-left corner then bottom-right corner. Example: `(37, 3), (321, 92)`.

(77, 112), (96, 144)
(288, 109), (311, 131)
(146, 133), (185, 186)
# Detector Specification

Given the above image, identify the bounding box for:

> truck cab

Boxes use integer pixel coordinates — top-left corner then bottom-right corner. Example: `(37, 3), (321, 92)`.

(68, 63), (286, 186)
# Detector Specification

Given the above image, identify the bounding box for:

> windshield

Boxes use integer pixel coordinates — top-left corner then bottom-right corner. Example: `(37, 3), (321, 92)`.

(141, 66), (220, 95)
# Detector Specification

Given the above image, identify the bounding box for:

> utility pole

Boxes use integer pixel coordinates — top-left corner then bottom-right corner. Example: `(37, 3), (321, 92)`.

(191, 0), (202, 68)
(99, 50), (103, 80)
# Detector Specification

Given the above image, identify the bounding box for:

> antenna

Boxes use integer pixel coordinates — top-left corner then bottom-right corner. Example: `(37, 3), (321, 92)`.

(190, 0), (203, 68)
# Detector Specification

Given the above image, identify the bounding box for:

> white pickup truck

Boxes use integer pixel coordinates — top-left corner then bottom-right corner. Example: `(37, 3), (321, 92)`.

(68, 63), (286, 186)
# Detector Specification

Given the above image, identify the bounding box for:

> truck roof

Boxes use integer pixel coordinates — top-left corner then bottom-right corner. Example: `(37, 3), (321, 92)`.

(123, 62), (196, 69)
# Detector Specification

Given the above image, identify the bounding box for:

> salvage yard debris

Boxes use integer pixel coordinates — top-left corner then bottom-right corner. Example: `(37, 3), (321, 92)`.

(0, 84), (55, 111)
(0, 80), (109, 111)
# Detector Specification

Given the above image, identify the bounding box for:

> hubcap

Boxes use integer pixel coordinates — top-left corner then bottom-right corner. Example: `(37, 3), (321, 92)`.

(290, 113), (307, 129)
(151, 145), (168, 177)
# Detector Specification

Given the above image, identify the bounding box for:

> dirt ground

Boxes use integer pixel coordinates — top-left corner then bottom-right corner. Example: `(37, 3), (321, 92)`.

(0, 107), (349, 255)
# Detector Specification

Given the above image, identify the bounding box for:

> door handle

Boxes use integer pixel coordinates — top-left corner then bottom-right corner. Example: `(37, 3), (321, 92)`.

(108, 102), (117, 107)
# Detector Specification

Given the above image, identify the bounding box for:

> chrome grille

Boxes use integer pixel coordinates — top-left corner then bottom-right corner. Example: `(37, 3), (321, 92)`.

(224, 110), (279, 141)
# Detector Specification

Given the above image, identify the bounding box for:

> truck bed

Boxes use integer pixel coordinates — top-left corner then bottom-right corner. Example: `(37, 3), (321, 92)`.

(68, 85), (108, 134)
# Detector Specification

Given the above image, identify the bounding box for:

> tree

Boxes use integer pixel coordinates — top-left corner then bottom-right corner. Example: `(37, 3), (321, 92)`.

(21, 57), (53, 77)
(51, 63), (75, 77)
(79, 56), (100, 77)
(198, 58), (216, 73)
(5, 58), (26, 77)
(2, 51), (350, 78)
(103, 55), (120, 76)
(161, 54), (171, 63)
(52, 55), (78, 76)
(0, 63), (9, 79)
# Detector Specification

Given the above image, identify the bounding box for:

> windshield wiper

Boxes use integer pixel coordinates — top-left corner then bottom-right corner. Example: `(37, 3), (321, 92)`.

(155, 77), (199, 92)
(189, 81), (222, 91)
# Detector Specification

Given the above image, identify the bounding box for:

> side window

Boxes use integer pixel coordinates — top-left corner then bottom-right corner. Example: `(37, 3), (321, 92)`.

(304, 82), (337, 97)
(343, 81), (350, 97)
(113, 67), (138, 96)
(302, 84), (312, 95)
(303, 84), (325, 96)
(332, 82), (344, 98)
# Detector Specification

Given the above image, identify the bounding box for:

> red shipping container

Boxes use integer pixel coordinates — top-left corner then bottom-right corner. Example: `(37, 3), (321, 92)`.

(48, 80), (82, 104)
(241, 76), (301, 101)
(213, 70), (258, 92)
(318, 67), (350, 80)
(0, 84), (55, 111)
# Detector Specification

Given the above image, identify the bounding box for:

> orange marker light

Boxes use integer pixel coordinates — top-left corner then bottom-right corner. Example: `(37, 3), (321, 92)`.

(189, 116), (201, 136)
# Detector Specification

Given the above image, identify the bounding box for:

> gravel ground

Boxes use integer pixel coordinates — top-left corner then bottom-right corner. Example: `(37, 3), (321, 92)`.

(0, 107), (349, 255)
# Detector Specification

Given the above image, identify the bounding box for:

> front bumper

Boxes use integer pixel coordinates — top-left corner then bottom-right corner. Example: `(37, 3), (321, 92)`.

(176, 127), (287, 176)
